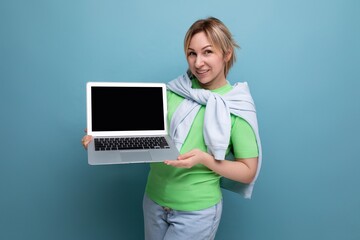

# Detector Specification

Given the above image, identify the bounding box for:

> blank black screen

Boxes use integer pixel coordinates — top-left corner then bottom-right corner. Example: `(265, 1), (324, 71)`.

(91, 86), (165, 131)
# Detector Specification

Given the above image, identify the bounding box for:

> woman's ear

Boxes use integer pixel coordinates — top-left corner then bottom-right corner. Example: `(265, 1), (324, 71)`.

(224, 49), (232, 62)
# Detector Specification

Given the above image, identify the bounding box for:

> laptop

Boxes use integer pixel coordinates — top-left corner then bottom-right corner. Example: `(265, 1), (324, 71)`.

(86, 81), (179, 165)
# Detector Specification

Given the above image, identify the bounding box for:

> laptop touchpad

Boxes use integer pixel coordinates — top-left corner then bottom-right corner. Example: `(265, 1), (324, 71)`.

(120, 151), (151, 163)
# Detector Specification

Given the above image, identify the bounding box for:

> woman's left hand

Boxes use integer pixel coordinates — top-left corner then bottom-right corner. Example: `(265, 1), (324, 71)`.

(164, 148), (259, 183)
(164, 149), (212, 168)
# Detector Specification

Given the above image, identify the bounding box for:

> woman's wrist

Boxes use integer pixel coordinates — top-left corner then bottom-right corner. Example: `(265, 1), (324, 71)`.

(200, 151), (216, 166)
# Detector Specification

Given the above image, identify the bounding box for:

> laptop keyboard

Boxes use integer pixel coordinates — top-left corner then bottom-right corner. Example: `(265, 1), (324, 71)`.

(94, 137), (170, 151)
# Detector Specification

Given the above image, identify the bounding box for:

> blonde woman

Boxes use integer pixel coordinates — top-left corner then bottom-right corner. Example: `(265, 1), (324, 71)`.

(83, 17), (261, 240)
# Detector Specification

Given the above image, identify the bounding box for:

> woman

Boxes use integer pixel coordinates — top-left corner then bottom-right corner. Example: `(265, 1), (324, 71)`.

(82, 17), (261, 240)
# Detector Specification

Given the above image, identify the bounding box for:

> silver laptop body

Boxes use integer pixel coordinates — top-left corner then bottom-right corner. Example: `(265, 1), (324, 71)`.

(86, 82), (179, 165)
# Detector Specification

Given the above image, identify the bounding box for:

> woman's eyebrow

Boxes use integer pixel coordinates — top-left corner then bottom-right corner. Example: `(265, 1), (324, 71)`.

(187, 45), (213, 51)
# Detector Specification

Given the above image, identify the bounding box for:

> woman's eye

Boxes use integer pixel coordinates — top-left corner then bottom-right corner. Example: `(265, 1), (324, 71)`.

(188, 52), (196, 57)
(204, 50), (213, 55)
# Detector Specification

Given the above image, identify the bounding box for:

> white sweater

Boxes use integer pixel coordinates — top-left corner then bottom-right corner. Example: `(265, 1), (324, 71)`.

(167, 73), (262, 199)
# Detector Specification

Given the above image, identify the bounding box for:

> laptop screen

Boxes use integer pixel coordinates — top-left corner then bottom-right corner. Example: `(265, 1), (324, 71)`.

(90, 86), (165, 132)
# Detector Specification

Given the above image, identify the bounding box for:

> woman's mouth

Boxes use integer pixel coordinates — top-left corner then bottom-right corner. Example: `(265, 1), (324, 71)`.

(196, 69), (209, 76)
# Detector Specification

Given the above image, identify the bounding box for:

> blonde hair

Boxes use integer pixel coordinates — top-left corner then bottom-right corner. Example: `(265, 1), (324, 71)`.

(184, 17), (240, 77)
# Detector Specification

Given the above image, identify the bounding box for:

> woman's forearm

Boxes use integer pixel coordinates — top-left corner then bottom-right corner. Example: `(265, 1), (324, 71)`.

(201, 155), (258, 184)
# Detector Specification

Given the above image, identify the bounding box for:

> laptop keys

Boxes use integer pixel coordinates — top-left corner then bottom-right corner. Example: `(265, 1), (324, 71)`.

(94, 137), (169, 151)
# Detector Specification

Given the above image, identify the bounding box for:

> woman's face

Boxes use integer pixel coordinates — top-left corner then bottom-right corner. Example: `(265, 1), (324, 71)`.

(186, 31), (229, 90)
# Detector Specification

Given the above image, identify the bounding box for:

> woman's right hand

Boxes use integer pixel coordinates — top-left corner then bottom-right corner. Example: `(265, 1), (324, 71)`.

(81, 129), (93, 149)
(81, 135), (93, 149)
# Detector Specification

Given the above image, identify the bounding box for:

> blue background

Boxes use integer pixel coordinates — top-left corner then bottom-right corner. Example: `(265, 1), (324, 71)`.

(1, 0), (359, 239)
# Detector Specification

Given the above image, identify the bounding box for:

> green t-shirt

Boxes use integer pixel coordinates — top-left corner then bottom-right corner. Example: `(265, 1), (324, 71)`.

(145, 79), (258, 211)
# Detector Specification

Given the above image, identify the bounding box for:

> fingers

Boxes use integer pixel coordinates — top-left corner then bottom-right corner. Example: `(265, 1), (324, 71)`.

(177, 150), (196, 160)
(165, 149), (208, 168)
(164, 159), (192, 168)
(81, 135), (93, 149)
(164, 152), (196, 168)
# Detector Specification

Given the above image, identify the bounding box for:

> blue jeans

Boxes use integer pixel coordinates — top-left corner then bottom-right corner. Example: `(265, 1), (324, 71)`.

(143, 194), (223, 240)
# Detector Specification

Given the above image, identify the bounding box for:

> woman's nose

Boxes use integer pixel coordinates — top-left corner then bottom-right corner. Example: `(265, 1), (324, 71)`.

(195, 55), (204, 68)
